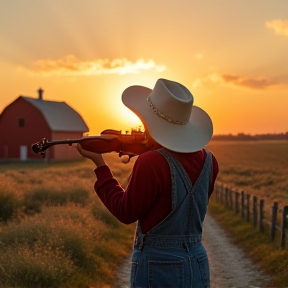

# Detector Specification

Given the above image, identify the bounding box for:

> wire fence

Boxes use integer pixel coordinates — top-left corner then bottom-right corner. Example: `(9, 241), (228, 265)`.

(213, 183), (288, 250)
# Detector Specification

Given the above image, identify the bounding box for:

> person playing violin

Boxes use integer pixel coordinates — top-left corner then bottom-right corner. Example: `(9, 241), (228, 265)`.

(77, 78), (218, 288)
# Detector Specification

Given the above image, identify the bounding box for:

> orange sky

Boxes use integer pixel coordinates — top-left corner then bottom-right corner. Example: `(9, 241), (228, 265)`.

(0, 1), (287, 136)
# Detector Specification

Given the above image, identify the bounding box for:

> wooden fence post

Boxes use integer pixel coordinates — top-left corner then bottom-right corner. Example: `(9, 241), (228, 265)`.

(225, 187), (229, 208)
(229, 189), (233, 210)
(259, 199), (265, 233)
(246, 194), (250, 223)
(253, 196), (258, 228)
(218, 185), (222, 203)
(241, 191), (245, 219)
(271, 202), (278, 242)
(280, 206), (288, 250)
(235, 192), (240, 214)
(221, 185), (224, 203)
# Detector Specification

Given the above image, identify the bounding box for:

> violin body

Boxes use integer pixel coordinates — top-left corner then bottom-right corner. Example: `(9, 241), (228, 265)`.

(32, 129), (150, 161)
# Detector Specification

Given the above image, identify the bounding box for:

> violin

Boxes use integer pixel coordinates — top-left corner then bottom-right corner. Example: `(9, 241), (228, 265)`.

(31, 129), (151, 162)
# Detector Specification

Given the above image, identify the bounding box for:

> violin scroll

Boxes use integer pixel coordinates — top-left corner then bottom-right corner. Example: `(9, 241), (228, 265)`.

(31, 138), (49, 157)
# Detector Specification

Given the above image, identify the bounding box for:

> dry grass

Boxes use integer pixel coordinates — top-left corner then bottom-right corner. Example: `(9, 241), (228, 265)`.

(0, 142), (287, 287)
(0, 153), (135, 288)
(207, 140), (288, 207)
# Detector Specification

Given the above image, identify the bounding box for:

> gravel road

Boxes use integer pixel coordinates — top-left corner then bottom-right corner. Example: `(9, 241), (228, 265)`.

(116, 213), (274, 288)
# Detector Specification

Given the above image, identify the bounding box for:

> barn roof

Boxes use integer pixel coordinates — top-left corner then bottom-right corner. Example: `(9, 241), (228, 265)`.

(21, 96), (89, 132)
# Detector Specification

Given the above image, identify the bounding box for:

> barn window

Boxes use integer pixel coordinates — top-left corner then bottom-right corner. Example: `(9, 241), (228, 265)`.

(18, 118), (25, 127)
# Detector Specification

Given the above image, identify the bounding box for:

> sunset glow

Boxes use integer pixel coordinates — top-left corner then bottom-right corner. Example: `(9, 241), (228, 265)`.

(0, 1), (287, 136)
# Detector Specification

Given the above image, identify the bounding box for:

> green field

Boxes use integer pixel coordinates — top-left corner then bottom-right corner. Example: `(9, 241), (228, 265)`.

(0, 140), (287, 287)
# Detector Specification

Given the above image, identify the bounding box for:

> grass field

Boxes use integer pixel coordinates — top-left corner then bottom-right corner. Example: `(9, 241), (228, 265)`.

(0, 154), (136, 288)
(0, 140), (287, 287)
(206, 140), (288, 207)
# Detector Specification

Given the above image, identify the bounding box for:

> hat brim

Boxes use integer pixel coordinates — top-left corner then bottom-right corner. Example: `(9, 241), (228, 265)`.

(122, 85), (213, 152)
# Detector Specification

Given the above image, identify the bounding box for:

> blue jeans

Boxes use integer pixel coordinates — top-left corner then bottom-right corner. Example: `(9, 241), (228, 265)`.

(130, 243), (210, 288)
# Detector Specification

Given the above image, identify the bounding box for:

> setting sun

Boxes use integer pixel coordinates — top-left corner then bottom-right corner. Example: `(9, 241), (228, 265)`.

(118, 106), (143, 133)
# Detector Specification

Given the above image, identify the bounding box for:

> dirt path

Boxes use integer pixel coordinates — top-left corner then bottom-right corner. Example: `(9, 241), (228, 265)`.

(203, 213), (273, 288)
(115, 213), (273, 288)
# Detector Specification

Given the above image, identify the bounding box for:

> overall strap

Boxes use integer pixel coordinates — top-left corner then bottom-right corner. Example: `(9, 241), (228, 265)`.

(157, 148), (192, 210)
(158, 148), (212, 196)
(158, 148), (192, 188)
(190, 150), (213, 194)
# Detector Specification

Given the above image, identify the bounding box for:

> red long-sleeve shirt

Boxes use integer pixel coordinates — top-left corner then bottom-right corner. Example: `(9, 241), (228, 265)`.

(95, 149), (218, 233)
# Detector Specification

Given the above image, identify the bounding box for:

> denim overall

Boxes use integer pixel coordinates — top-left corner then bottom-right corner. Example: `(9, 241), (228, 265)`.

(130, 148), (212, 288)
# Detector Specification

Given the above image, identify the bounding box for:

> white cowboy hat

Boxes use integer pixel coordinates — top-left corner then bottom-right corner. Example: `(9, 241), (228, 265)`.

(122, 78), (213, 152)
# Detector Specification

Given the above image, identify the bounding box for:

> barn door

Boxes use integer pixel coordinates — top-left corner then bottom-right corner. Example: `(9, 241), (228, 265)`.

(20, 145), (27, 161)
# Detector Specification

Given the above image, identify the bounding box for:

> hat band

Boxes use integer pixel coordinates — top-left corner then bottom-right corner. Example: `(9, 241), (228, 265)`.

(147, 96), (188, 125)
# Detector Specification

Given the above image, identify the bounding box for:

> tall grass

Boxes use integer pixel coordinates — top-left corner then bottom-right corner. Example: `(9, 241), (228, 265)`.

(1, 142), (287, 287)
(23, 187), (90, 214)
(0, 153), (135, 288)
(0, 192), (16, 222)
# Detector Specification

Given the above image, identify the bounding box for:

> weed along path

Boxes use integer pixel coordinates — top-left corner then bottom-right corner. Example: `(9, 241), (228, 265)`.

(115, 212), (273, 288)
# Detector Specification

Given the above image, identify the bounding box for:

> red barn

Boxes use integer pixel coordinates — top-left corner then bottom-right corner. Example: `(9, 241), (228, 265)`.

(0, 88), (89, 161)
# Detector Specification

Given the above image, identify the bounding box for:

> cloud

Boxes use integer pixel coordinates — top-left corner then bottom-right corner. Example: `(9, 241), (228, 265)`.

(192, 73), (287, 90)
(222, 74), (277, 89)
(266, 19), (288, 37)
(17, 55), (166, 76)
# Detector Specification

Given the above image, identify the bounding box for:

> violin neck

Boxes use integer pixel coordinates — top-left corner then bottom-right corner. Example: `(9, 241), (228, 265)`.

(46, 139), (81, 147)
(31, 138), (82, 154)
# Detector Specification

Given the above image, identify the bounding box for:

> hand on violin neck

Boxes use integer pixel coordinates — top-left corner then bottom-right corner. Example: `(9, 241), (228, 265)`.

(76, 144), (106, 167)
